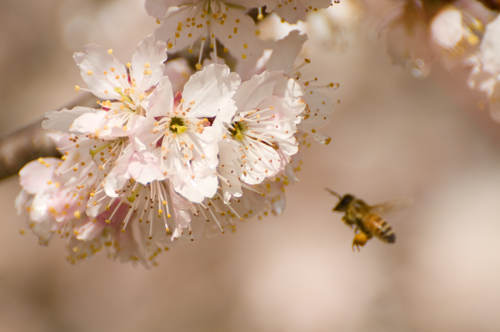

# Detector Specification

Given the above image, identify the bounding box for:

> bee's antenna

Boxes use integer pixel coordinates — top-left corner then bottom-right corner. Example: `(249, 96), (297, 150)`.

(325, 187), (341, 199)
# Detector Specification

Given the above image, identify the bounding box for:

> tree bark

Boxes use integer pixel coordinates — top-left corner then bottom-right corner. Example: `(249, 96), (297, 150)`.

(0, 92), (96, 181)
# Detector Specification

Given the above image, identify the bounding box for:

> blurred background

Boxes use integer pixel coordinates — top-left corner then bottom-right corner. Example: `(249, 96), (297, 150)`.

(1, 0), (500, 331)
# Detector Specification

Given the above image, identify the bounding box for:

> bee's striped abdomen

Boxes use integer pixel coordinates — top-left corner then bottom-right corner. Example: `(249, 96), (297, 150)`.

(367, 214), (396, 244)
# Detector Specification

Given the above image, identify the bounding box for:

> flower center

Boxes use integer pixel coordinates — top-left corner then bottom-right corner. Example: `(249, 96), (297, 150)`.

(169, 117), (187, 134)
(229, 121), (246, 140)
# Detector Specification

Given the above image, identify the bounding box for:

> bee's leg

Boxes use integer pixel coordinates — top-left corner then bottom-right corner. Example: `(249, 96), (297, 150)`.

(352, 232), (368, 252)
(352, 230), (360, 252)
(342, 216), (353, 228)
(351, 241), (360, 252)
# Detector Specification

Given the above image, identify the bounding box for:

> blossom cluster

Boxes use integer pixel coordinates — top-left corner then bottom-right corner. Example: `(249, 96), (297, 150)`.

(16, 2), (336, 267)
(377, 0), (500, 118)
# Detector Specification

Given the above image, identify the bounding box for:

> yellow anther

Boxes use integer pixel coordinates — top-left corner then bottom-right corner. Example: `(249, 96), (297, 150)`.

(87, 70), (93, 76)
(75, 85), (80, 91)
(108, 49), (113, 54)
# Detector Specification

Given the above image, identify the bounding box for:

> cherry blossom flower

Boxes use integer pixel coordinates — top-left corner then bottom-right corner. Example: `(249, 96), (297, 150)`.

(17, 145), (153, 265)
(44, 35), (167, 138)
(430, 4), (490, 69)
(266, 30), (335, 145)
(468, 13), (500, 120)
(379, 0), (493, 76)
(232, 30), (336, 145)
(216, 68), (305, 185)
(16, 157), (85, 245)
(67, 203), (145, 265)
(136, 63), (240, 202)
(259, 0), (334, 24)
(146, 0), (264, 67)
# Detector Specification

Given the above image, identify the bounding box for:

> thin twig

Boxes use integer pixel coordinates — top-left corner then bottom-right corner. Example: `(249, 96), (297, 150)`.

(0, 92), (96, 181)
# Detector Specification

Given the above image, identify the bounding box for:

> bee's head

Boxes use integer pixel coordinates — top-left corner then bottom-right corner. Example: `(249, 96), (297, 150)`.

(333, 194), (354, 212)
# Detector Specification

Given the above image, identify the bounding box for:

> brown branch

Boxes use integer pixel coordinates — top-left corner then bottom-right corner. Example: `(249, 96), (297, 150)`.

(0, 92), (96, 181)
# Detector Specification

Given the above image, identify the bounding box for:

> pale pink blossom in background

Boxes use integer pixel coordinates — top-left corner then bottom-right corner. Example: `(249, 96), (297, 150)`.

(468, 14), (500, 120)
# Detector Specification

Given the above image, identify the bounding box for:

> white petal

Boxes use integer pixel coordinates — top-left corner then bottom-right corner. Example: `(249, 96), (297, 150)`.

(233, 70), (283, 112)
(74, 43), (128, 99)
(131, 35), (167, 93)
(145, 0), (169, 19)
(129, 149), (166, 185)
(148, 76), (174, 117)
(263, 0), (307, 23)
(75, 219), (105, 241)
(15, 190), (28, 215)
(267, 30), (307, 73)
(212, 99), (237, 136)
(263, 0), (332, 23)
(154, 7), (206, 53)
(210, 7), (264, 61)
(182, 64), (241, 118)
(46, 133), (72, 149)
(43, 107), (97, 133)
(478, 14), (500, 74)
(172, 170), (218, 203)
(218, 139), (243, 203)
(19, 158), (58, 194)
(103, 146), (134, 197)
(274, 77), (306, 122)
(70, 110), (107, 134)
(431, 7), (464, 50)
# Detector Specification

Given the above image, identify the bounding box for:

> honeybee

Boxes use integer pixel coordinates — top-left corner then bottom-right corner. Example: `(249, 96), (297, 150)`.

(325, 188), (411, 251)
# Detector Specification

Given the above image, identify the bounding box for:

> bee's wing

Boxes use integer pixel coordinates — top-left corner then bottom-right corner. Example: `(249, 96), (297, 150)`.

(368, 197), (414, 216)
